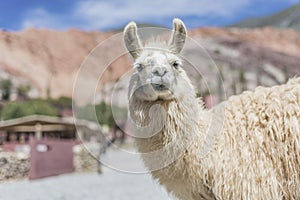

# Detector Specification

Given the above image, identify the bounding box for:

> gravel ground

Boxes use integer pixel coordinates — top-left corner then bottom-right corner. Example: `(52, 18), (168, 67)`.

(0, 148), (174, 200)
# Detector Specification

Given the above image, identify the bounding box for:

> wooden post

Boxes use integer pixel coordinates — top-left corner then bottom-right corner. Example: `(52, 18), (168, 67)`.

(35, 123), (42, 140)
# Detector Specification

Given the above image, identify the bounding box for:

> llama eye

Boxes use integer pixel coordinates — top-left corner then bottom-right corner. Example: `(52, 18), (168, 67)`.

(136, 63), (144, 72)
(172, 61), (179, 69)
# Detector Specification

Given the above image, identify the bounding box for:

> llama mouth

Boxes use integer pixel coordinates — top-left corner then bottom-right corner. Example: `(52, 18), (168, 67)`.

(151, 83), (169, 91)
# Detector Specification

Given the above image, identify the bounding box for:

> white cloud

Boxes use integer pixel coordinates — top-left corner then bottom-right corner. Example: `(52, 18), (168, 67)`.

(21, 8), (67, 30)
(22, 0), (280, 30)
(74, 0), (252, 29)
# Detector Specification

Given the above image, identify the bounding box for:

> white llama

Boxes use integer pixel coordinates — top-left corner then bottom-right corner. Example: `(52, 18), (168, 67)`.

(123, 18), (300, 200)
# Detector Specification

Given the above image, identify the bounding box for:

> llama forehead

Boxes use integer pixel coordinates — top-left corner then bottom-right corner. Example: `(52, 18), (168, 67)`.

(136, 50), (180, 66)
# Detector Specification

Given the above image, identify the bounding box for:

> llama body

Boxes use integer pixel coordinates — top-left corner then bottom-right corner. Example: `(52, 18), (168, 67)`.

(124, 19), (300, 200)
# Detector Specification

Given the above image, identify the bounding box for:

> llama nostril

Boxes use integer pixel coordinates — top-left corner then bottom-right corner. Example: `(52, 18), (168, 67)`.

(161, 70), (167, 76)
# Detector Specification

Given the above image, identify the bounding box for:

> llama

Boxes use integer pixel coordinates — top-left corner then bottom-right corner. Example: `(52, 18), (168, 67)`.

(123, 18), (300, 200)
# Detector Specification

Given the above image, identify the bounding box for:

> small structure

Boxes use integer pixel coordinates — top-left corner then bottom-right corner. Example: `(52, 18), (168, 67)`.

(0, 115), (103, 180)
(0, 115), (101, 147)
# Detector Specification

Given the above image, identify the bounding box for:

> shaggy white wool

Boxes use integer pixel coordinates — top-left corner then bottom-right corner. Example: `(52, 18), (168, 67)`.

(131, 78), (300, 200)
(205, 77), (300, 199)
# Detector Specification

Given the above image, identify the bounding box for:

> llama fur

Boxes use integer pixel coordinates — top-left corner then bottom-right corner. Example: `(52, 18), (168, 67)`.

(124, 19), (300, 200)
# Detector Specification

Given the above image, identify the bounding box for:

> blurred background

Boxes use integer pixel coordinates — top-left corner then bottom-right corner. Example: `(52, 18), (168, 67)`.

(0, 0), (300, 199)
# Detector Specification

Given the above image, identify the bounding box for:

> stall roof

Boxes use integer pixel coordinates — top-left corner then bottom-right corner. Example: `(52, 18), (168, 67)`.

(0, 115), (101, 131)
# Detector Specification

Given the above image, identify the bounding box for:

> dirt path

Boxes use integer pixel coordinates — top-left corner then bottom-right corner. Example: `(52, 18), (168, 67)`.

(0, 148), (173, 200)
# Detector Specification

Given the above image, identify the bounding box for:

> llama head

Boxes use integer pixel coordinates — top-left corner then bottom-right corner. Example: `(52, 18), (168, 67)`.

(124, 18), (193, 102)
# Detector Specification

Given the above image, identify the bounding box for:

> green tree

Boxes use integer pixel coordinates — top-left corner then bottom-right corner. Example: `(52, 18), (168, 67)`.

(239, 69), (247, 92)
(17, 84), (31, 99)
(49, 96), (72, 109)
(0, 79), (12, 101)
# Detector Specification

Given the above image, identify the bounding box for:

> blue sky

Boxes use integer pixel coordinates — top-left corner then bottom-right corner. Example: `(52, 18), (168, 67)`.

(0, 0), (299, 31)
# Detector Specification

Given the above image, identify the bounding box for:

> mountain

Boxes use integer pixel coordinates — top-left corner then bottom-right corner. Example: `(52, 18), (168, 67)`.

(0, 28), (131, 99)
(233, 3), (300, 29)
(0, 26), (299, 104)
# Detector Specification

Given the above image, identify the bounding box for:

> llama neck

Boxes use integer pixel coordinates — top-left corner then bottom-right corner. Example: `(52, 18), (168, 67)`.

(129, 91), (207, 154)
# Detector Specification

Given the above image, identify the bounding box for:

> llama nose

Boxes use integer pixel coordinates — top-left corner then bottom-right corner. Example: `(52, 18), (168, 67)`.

(152, 67), (168, 77)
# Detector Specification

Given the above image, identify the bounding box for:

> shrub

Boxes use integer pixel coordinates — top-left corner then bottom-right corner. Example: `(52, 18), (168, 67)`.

(76, 102), (127, 128)
(1, 99), (58, 120)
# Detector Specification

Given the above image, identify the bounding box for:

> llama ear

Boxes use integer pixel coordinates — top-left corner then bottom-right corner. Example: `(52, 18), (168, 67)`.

(124, 22), (142, 59)
(168, 18), (187, 54)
